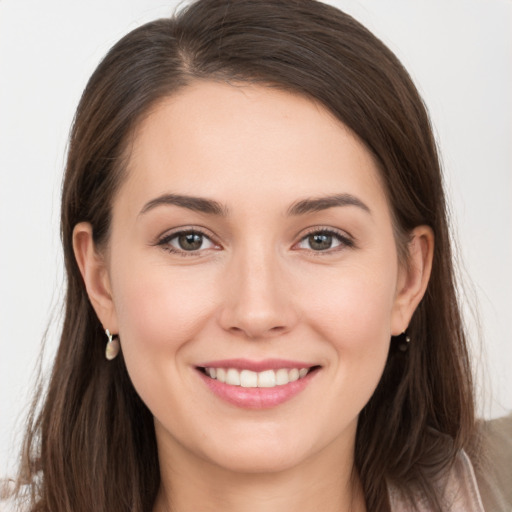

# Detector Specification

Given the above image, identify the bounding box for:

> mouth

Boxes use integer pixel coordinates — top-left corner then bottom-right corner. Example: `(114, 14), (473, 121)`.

(195, 360), (321, 408)
(198, 365), (320, 388)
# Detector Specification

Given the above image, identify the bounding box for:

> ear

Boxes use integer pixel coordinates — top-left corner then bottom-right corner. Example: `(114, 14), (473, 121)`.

(391, 225), (434, 335)
(73, 222), (118, 333)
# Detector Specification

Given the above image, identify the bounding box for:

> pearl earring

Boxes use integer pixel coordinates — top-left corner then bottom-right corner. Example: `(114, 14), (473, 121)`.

(105, 329), (120, 360)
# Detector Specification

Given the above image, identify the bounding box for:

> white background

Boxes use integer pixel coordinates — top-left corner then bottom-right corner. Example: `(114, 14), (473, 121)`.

(1, 0), (511, 476)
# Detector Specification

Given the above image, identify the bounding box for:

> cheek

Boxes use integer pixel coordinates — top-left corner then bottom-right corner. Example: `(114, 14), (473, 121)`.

(113, 253), (216, 331)
(306, 265), (397, 344)
(301, 263), (396, 395)
(109, 258), (218, 387)
(279, 263), (397, 451)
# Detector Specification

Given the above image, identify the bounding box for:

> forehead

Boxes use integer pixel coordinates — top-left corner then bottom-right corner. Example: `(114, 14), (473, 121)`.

(118, 81), (389, 217)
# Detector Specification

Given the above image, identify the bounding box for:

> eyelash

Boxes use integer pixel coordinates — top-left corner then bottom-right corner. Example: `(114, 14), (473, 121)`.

(155, 227), (355, 257)
(156, 227), (219, 257)
(295, 227), (355, 254)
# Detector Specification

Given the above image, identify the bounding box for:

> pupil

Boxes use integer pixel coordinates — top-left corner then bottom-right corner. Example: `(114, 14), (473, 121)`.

(179, 233), (203, 251)
(309, 233), (332, 250)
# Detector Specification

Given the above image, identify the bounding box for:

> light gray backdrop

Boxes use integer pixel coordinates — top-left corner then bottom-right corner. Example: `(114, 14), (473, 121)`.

(1, 0), (511, 476)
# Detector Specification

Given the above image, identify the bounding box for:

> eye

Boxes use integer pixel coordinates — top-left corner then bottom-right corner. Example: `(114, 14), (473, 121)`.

(159, 230), (217, 254)
(296, 230), (353, 252)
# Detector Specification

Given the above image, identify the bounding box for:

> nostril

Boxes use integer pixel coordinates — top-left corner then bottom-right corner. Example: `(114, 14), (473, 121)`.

(228, 324), (288, 339)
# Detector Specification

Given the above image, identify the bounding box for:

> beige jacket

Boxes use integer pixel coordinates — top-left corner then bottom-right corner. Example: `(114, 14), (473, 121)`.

(389, 413), (512, 511)
(472, 414), (512, 511)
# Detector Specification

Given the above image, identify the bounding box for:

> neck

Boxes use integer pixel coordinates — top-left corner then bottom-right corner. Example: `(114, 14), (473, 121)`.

(152, 430), (366, 512)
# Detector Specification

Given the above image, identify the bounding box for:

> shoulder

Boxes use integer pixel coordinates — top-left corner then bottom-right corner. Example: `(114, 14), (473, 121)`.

(388, 448), (485, 512)
(388, 415), (512, 512)
(470, 412), (512, 512)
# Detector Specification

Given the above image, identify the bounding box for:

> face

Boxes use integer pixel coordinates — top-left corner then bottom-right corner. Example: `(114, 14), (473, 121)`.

(78, 81), (428, 475)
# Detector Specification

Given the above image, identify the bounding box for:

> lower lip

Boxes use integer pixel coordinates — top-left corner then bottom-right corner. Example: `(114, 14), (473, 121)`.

(197, 369), (317, 409)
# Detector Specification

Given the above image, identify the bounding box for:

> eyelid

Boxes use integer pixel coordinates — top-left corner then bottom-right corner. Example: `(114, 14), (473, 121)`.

(154, 225), (222, 255)
(152, 225), (355, 256)
(293, 226), (355, 252)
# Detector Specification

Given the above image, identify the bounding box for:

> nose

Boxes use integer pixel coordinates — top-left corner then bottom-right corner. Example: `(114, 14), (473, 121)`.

(218, 247), (298, 340)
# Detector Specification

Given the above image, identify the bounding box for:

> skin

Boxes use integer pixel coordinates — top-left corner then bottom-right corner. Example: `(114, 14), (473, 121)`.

(74, 81), (433, 512)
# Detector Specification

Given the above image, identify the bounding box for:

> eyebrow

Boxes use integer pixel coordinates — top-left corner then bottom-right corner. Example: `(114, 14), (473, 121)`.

(139, 193), (228, 217)
(287, 194), (371, 216)
(139, 192), (370, 218)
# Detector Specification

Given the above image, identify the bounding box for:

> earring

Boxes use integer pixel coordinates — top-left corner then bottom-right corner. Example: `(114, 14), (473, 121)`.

(397, 330), (411, 352)
(105, 329), (120, 360)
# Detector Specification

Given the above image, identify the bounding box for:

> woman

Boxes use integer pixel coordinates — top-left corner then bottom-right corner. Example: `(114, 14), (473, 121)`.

(4, 0), (511, 511)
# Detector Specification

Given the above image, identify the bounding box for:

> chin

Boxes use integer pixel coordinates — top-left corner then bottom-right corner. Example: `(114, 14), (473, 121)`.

(191, 420), (341, 475)
(205, 444), (309, 475)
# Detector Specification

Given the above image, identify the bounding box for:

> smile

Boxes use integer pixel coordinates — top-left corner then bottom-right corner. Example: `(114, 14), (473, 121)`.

(202, 367), (311, 388)
(197, 360), (320, 409)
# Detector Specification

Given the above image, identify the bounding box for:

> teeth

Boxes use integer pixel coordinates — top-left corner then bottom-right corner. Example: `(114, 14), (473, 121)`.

(240, 370), (258, 388)
(204, 367), (311, 388)
(288, 368), (299, 382)
(226, 368), (240, 386)
(258, 369), (276, 388)
(275, 368), (289, 385)
(216, 368), (226, 383)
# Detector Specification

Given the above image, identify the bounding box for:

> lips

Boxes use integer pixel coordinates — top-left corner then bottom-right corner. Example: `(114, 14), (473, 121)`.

(197, 359), (320, 409)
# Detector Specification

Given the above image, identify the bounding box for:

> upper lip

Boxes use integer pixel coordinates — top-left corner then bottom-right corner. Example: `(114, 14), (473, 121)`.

(197, 358), (317, 372)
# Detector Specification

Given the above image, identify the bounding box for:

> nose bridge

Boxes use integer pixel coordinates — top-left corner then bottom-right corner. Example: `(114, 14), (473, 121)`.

(220, 239), (294, 338)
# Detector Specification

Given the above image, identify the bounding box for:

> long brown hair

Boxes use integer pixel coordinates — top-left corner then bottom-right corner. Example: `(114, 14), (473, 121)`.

(16, 1), (474, 511)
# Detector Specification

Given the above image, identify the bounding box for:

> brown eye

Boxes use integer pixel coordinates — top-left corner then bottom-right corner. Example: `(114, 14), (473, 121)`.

(308, 233), (334, 251)
(162, 231), (216, 253)
(177, 232), (204, 251)
(296, 230), (353, 252)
